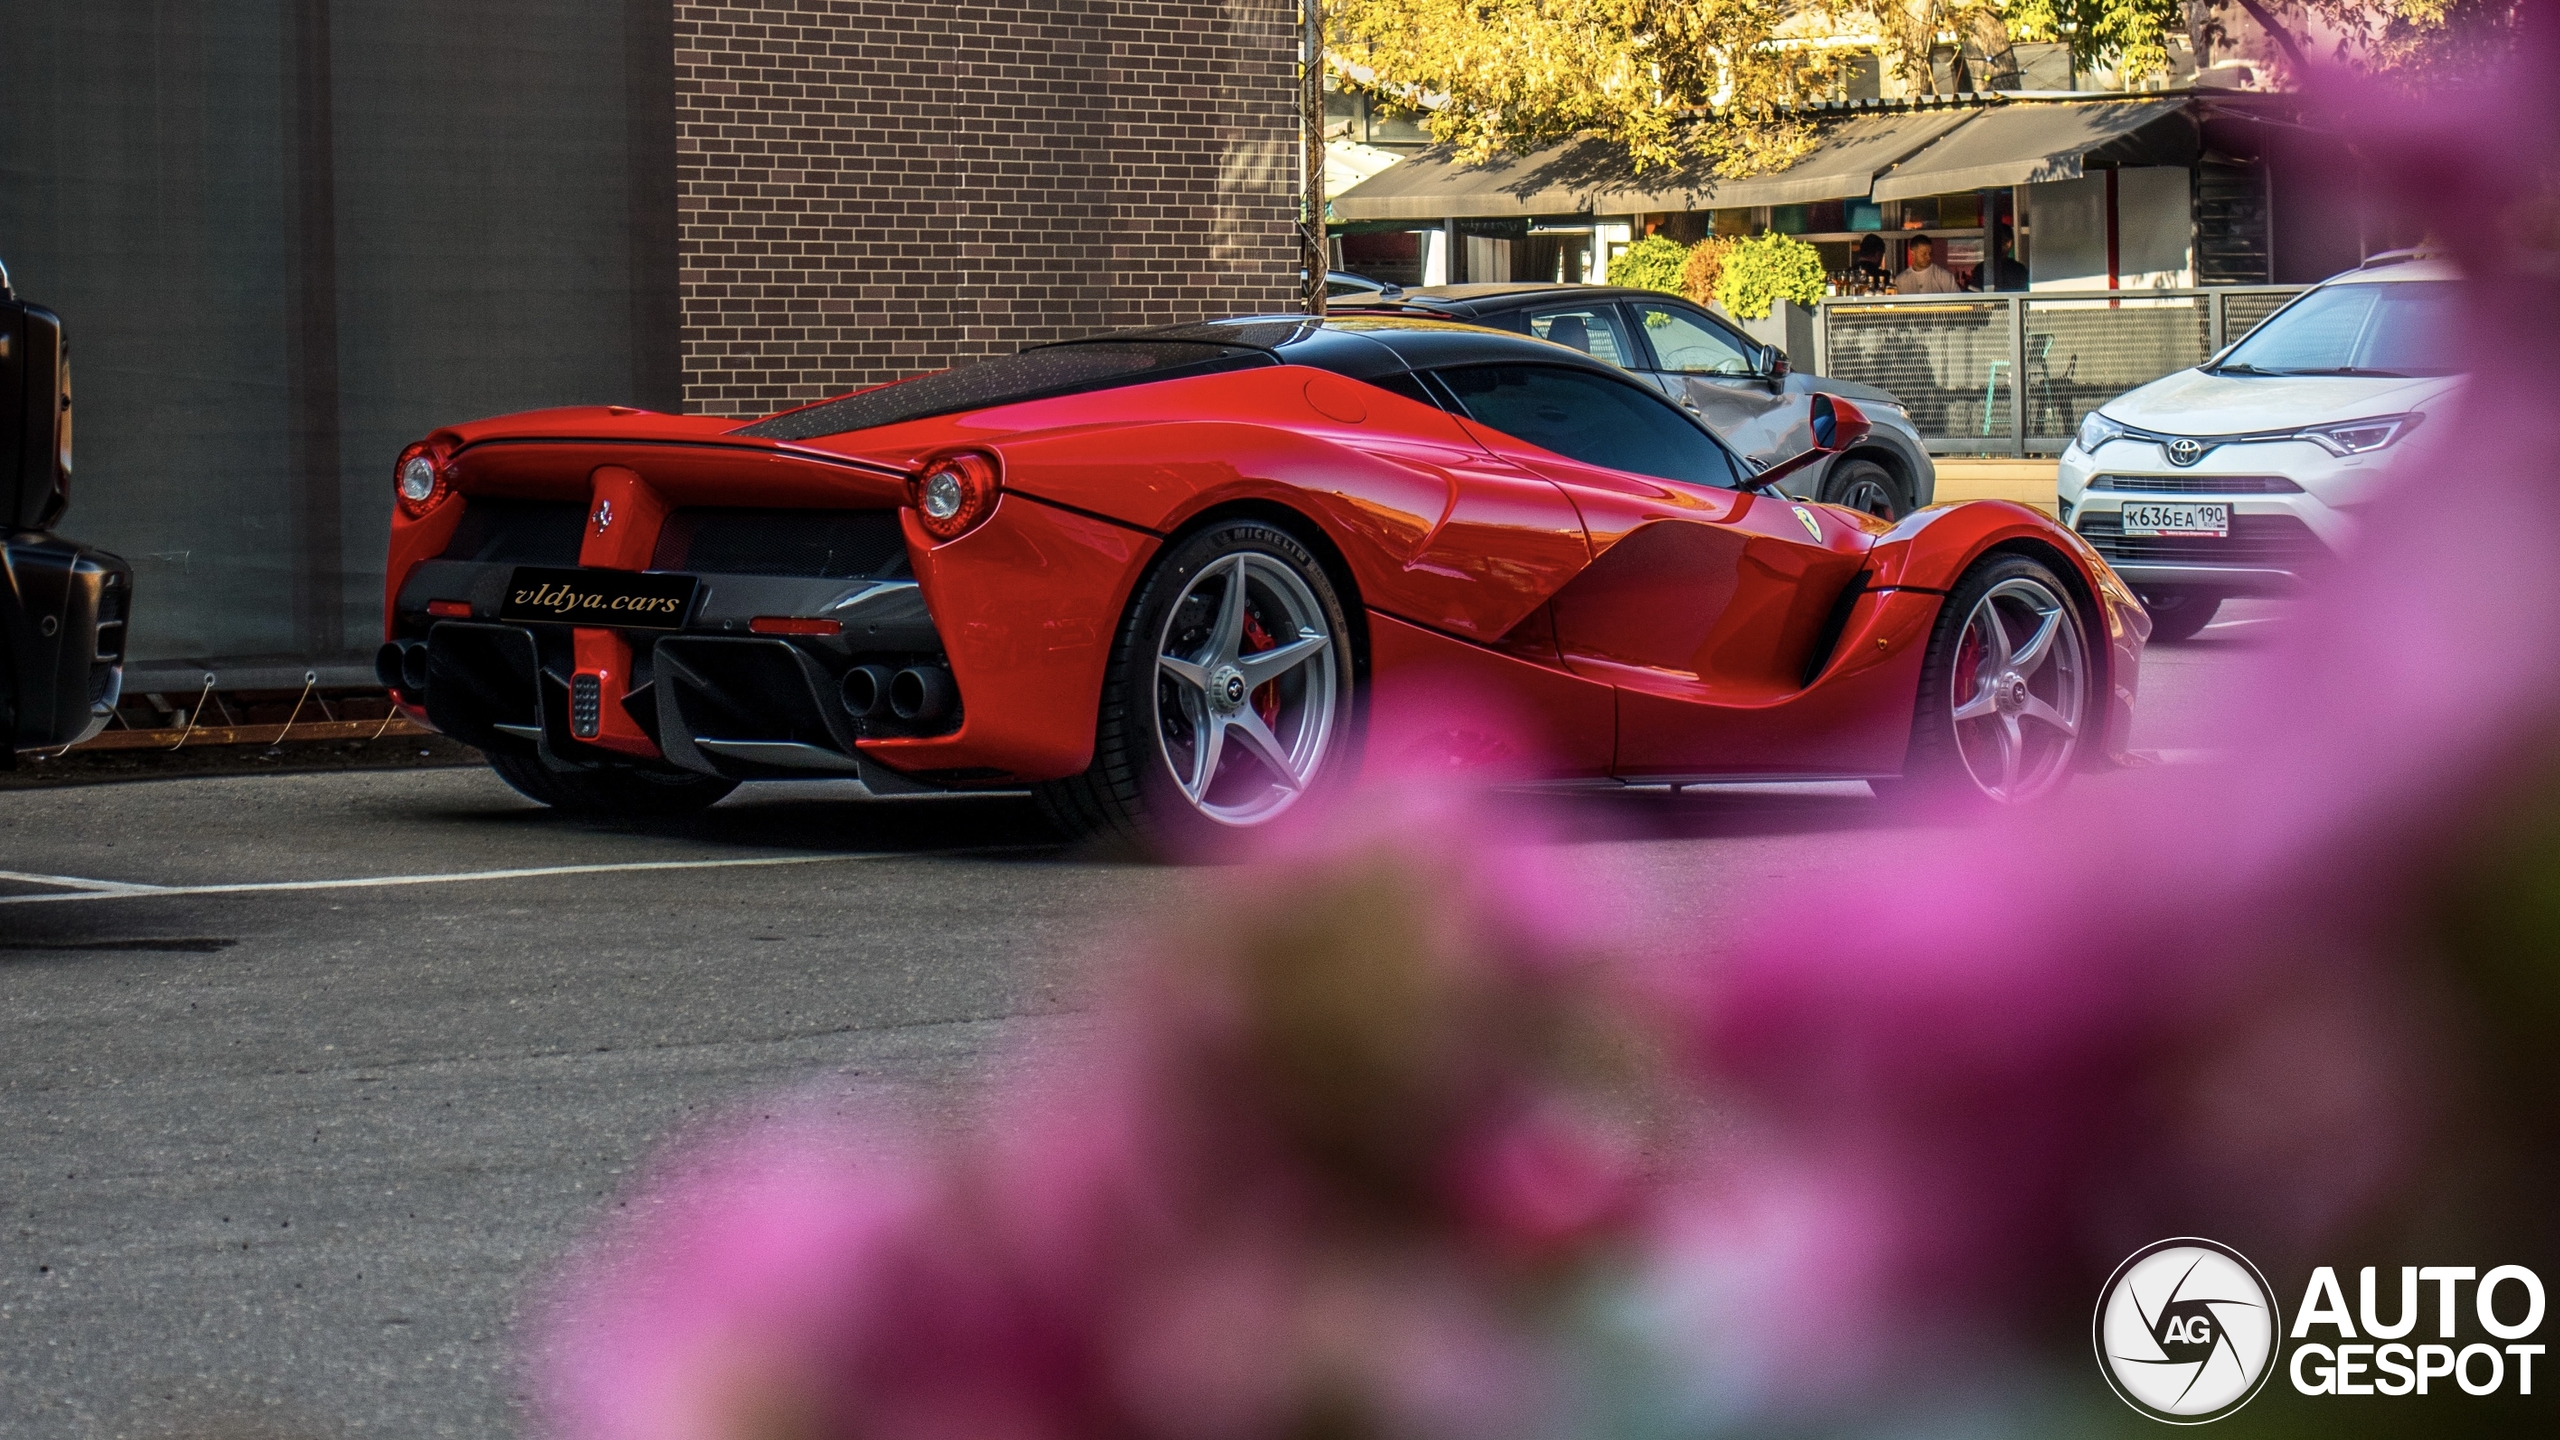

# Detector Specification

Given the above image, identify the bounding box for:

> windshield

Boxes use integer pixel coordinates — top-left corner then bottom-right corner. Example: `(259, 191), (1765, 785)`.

(2217, 279), (2463, 377)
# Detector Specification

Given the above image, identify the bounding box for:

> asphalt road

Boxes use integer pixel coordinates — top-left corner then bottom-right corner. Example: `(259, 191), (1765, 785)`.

(0, 604), (2274, 1439)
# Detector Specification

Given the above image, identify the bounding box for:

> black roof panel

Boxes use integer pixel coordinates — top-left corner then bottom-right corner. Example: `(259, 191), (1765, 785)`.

(731, 311), (1623, 440)
(1071, 312), (1616, 380)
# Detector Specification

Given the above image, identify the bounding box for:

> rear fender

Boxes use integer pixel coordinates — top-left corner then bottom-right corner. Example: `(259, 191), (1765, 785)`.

(857, 497), (1159, 783)
(985, 381), (1589, 645)
(608, 363), (1582, 647)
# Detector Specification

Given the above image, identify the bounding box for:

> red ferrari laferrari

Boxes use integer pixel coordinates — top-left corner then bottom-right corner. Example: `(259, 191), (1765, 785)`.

(379, 315), (2147, 848)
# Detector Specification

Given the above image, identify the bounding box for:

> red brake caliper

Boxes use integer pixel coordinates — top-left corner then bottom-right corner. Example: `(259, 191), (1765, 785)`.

(1953, 626), (1983, 722)
(1241, 611), (1283, 726)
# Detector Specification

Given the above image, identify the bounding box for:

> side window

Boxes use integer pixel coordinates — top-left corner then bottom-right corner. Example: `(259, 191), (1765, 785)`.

(1626, 301), (1757, 375)
(1435, 364), (1742, 489)
(1520, 305), (1635, 369)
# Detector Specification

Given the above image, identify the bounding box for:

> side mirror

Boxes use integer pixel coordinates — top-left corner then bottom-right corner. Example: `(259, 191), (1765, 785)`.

(1751, 393), (1873, 492)
(1807, 392), (1869, 450)
(4, 303), (74, 532)
(1755, 342), (1791, 380)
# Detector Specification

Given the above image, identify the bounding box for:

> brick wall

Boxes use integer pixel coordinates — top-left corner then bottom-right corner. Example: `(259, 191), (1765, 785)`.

(674, 0), (1303, 418)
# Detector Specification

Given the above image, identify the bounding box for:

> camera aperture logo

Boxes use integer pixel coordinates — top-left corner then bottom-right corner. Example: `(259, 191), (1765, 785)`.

(2095, 1238), (2280, 1424)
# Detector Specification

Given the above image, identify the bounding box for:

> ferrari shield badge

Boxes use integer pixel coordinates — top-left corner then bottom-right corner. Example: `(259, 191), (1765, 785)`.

(1792, 505), (1824, 542)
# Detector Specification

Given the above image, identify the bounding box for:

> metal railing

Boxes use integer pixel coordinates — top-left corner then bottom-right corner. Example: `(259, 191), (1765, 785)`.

(1809, 286), (2306, 457)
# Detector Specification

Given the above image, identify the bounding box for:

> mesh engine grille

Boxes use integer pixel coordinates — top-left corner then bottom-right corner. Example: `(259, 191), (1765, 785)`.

(2075, 512), (2330, 567)
(651, 508), (909, 579)
(441, 499), (587, 564)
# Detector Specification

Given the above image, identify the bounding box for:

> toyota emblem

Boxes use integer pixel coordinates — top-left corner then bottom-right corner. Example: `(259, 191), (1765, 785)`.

(2165, 437), (2205, 467)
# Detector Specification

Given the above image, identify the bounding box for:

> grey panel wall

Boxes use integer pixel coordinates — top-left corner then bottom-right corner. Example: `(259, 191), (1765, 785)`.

(0, 1), (676, 675)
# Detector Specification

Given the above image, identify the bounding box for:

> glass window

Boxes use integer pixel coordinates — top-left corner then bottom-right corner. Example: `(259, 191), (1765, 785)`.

(2220, 279), (2463, 376)
(734, 341), (1270, 440)
(1364, 371), (1441, 409)
(1435, 364), (1742, 488)
(1627, 302), (1758, 375)
(1521, 305), (1635, 367)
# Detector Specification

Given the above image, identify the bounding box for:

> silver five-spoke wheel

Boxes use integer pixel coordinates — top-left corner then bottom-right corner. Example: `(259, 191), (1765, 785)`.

(1037, 519), (1356, 854)
(1152, 552), (1339, 826)
(1947, 574), (2085, 803)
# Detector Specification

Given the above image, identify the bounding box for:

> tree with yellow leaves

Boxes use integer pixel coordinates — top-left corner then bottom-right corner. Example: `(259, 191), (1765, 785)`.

(2002, 0), (2515, 89)
(1331, 0), (1840, 175)
(1336, 0), (2514, 187)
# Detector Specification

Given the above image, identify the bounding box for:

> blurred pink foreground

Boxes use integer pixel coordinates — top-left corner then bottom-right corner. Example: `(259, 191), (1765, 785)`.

(536, 22), (2560, 1439)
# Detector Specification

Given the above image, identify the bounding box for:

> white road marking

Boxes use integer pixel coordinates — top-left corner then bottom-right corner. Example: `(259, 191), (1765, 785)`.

(0, 869), (171, 894)
(2202, 616), (2283, 630)
(0, 853), (912, 906)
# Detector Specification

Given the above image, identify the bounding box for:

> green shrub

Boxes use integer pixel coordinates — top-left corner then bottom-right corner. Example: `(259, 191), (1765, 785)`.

(1714, 232), (1826, 320)
(1605, 234), (1691, 294)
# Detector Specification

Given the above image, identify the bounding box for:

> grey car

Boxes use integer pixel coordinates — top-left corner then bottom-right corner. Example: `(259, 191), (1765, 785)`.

(1343, 283), (1936, 518)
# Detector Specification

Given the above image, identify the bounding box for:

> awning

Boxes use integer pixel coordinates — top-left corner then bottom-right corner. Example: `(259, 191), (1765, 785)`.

(1869, 97), (2194, 200)
(1681, 109), (1974, 208)
(1325, 136), (1645, 222)
(1328, 108), (1974, 222)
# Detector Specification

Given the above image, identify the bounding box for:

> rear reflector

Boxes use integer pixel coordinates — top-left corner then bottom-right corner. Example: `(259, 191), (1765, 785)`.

(749, 616), (842, 636)
(426, 599), (473, 618)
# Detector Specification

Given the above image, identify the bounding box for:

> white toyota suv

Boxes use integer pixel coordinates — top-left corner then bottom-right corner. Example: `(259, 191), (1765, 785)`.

(2057, 255), (2463, 639)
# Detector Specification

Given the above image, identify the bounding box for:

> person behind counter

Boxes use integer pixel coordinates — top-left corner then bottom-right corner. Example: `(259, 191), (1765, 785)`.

(1851, 234), (1893, 289)
(1893, 233), (1961, 295)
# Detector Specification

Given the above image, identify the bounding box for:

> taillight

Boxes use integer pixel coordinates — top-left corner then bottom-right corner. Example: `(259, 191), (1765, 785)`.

(748, 616), (841, 636)
(395, 441), (454, 519)
(906, 451), (1001, 542)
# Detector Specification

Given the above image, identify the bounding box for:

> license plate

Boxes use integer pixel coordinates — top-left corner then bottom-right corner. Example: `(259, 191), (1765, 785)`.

(499, 567), (699, 629)
(2120, 501), (2229, 538)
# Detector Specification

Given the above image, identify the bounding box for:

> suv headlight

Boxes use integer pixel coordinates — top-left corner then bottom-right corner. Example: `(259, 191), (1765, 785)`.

(2298, 413), (2421, 456)
(2075, 411), (2126, 455)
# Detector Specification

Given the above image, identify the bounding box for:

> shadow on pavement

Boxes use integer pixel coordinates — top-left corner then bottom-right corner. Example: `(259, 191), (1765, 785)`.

(1532, 785), (1896, 844)
(410, 779), (1905, 857)
(404, 783), (1074, 859)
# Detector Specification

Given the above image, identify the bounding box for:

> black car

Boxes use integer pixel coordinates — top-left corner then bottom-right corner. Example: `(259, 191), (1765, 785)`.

(2, 259), (131, 762)
(1340, 284), (1936, 518)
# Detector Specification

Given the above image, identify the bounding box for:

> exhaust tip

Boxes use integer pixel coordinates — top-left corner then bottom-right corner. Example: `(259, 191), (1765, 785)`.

(888, 666), (954, 723)
(841, 664), (897, 719)
(377, 641), (430, 694)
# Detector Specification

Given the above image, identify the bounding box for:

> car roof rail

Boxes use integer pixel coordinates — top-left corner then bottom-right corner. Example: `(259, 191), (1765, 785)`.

(2357, 245), (2454, 269)
(1329, 298), (1463, 319)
